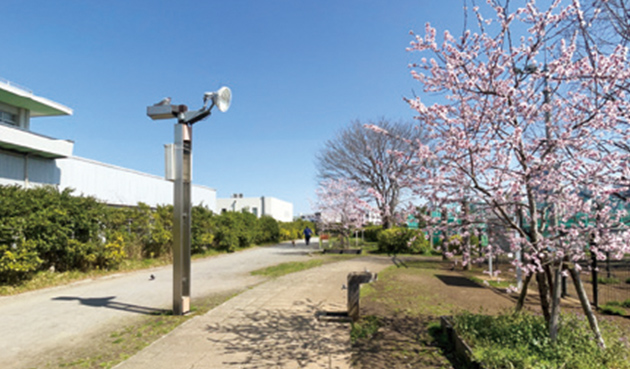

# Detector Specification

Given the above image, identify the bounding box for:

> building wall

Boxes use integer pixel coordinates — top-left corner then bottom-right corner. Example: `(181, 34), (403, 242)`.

(57, 157), (216, 208)
(216, 197), (263, 216)
(0, 79), (218, 210)
(262, 196), (293, 222)
(0, 149), (60, 187)
(216, 196), (293, 222)
(0, 152), (216, 209)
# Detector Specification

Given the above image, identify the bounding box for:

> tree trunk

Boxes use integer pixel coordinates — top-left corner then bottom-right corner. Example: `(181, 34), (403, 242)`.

(463, 248), (471, 271)
(549, 262), (563, 342)
(515, 273), (533, 312)
(569, 267), (606, 349)
(441, 207), (448, 260)
(462, 199), (471, 271)
(544, 264), (554, 299)
(536, 272), (551, 324)
(442, 243), (448, 260)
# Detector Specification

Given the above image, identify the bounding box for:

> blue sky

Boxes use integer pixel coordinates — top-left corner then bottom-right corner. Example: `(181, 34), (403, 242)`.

(1, 0), (464, 216)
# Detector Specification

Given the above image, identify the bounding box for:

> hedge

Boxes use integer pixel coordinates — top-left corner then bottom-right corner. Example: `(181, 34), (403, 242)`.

(0, 185), (298, 284)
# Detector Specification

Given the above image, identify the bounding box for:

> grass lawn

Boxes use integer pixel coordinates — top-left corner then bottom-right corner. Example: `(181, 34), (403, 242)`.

(250, 253), (360, 278)
(350, 256), (511, 369)
(351, 256), (630, 369)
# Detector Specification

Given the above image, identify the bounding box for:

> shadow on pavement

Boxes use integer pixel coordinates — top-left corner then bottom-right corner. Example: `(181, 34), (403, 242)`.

(204, 299), (350, 368)
(272, 250), (318, 256)
(435, 275), (484, 288)
(52, 296), (167, 315)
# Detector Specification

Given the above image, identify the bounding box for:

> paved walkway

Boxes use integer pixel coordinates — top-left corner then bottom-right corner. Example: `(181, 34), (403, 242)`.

(1, 242), (322, 369)
(114, 256), (392, 369)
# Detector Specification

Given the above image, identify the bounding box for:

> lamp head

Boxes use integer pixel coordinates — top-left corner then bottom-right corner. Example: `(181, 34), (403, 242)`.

(204, 86), (232, 112)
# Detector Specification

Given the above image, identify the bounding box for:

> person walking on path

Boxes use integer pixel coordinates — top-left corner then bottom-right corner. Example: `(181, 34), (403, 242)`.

(303, 226), (313, 245)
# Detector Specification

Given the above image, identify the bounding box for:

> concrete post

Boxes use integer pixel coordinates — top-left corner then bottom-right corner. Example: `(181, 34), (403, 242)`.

(172, 123), (192, 315)
(347, 271), (377, 322)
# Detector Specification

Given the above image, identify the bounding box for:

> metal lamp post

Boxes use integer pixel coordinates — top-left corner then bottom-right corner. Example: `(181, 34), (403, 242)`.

(147, 87), (232, 315)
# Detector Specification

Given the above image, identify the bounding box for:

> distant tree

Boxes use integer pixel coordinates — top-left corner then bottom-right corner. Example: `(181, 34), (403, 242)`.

(314, 179), (369, 247)
(316, 119), (427, 229)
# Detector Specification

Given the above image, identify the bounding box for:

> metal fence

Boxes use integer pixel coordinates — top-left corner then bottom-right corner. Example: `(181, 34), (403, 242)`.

(485, 254), (630, 307)
(573, 257), (630, 307)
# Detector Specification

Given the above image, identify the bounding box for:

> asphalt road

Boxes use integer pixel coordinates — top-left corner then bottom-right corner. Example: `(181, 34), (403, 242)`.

(0, 241), (317, 369)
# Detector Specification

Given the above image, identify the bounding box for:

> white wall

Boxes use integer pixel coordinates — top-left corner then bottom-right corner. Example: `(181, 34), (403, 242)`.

(0, 124), (74, 158)
(216, 197), (263, 217)
(56, 157), (216, 209)
(0, 150), (60, 187)
(0, 152), (216, 209)
(216, 196), (293, 222)
(263, 197), (293, 222)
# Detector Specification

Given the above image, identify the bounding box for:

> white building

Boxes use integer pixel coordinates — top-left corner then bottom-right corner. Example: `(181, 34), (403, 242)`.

(216, 194), (293, 222)
(0, 78), (216, 209)
(364, 210), (382, 225)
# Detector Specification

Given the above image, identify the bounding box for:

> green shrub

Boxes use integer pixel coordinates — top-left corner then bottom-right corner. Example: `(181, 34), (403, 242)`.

(191, 205), (214, 254)
(597, 276), (621, 285)
(278, 219), (315, 241)
(377, 227), (429, 255)
(103, 233), (126, 269)
(0, 186), (111, 272)
(279, 228), (292, 240)
(600, 303), (625, 316)
(0, 239), (42, 283)
(446, 234), (463, 252)
(623, 299), (630, 308)
(256, 216), (280, 244)
(211, 211), (258, 252)
(362, 225), (382, 242)
(350, 315), (381, 343)
(105, 202), (171, 260)
(212, 213), (241, 252)
(453, 311), (630, 369)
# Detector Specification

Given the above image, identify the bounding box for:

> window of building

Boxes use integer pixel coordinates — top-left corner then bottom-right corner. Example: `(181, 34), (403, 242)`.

(0, 110), (17, 126)
(252, 207), (258, 217)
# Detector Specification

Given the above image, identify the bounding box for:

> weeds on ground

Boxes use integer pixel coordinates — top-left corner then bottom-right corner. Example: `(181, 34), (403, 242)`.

(601, 303), (626, 316)
(600, 300), (630, 316)
(350, 315), (381, 343)
(251, 259), (324, 278)
(453, 311), (630, 369)
(598, 276), (621, 285)
(250, 254), (360, 278)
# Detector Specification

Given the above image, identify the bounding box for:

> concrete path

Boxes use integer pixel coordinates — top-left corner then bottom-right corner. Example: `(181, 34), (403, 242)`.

(114, 256), (392, 369)
(0, 241), (323, 369)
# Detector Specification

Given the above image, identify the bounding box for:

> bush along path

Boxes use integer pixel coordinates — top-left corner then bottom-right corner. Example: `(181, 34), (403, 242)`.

(0, 184), (314, 293)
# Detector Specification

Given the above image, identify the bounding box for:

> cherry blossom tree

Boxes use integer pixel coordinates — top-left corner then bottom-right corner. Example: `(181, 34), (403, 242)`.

(314, 178), (370, 247)
(372, 0), (630, 347)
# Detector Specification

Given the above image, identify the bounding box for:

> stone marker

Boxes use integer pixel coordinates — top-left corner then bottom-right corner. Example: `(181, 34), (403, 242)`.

(347, 271), (378, 321)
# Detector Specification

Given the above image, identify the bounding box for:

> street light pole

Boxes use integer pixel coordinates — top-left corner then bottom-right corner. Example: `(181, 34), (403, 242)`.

(147, 87), (232, 316)
(172, 122), (192, 315)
